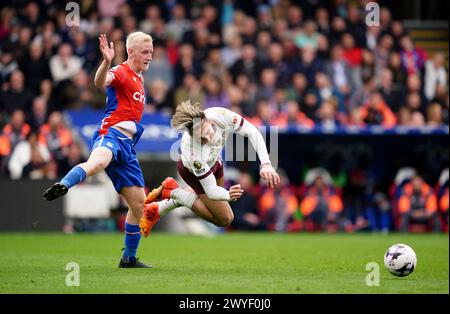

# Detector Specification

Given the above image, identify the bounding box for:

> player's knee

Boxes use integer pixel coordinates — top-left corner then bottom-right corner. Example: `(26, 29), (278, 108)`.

(96, 159), (109, 172)
(130, 199), (144, 216)
(216, 212), (234, 227)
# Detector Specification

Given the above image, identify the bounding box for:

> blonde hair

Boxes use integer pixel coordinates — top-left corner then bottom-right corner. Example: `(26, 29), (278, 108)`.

(171, 99), (205, 132)
(126, 31), (153, 50)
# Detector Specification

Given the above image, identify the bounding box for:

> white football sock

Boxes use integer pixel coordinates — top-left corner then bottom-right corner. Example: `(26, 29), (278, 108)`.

(170, 188), (198, 208)
(157, 199), (180, 217)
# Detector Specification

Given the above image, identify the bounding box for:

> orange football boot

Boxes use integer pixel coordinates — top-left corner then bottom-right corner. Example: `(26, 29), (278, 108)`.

(139, 202), (160, 237)
(144, 177), (179, 204)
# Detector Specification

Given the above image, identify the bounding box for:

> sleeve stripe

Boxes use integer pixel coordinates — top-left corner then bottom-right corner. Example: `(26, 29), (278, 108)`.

(235, 116), (245, 131)
(197, 169), (213, 180)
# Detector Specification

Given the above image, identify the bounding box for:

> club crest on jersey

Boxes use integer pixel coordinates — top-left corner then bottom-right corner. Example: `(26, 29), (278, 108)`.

(193, 160), (202, 170)
(133, 90), (145, 104)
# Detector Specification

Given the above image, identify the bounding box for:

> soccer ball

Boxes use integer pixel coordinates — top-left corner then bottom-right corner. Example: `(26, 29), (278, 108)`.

(384, 244), (417, 277)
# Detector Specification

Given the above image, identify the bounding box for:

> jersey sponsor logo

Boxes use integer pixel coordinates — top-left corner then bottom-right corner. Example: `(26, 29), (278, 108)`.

(133, 90), (145, 104)
(193, 160), (202, 170)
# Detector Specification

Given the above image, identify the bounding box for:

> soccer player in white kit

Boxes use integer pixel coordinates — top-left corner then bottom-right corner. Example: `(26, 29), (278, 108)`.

(139, 99), (280, 236)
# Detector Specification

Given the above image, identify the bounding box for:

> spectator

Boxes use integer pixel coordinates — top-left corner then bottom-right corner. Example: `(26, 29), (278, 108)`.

(349, 75), (376, 112)
(316, 99), (342, 129)
(292, 46), (323, 86)
(247, 99), (274, 127)
(0, 45), (18, 85)
(165, 4), (192, 43)
(399, 35), (427, 76)
(57, 141), (85, 178)
(2, 109), (31, 150)
(230, 43), (263, 84)
(174, 72), (205, 108)
(70, 29), (97, 72)
(202, 74), (231, 109)
(389, 21), (407, 51)
(342, 33), (363, 90)
(359, 91), (397, 127)
(0, 70), (34, 115)
(365, 24), (381, 51)
(139, 5), (161, 34)
(378, 68), (405, 112)
(294, 20), (319, 49)
(329, 16), (346, 45)
(19, 40), (52, 95)
(203, 48), (229, 84)
(325, 44), (353, 96)
(345, 4), (366, 48)
(388, 52), (407, 88)
(98, 0), (126, 18)
(315, 7), (331, 37)
(410, 111), (426, 127)
(314, 72), (345, 114)
(276, 100), (314, 128)
(300, 92), (319, 121)
(28, 96), (48, 132)
(264, 42), (290, 87)
(144, 45), (174, 89)
(8, 131), (52, 180)
(300, 174), (344, 232)
(230, 172), (266, 231)
(49, 43), (82, 83)
(398, 174), (441, 232)
(427, 102), (445, 126)
(38, 111), (73, 162)
(235, 73), (257, 116)
(424, 52), (447, 101)
(286, 72), (308, 103)
(221, 34), (242, 68)
(257, 68), (277, 102)
(374, 33), (393, 74)
(364, 191), (392, 233)
(173, 43), (202, 87)
(146, 79), (172, 114)
(259, 170), (298, 232)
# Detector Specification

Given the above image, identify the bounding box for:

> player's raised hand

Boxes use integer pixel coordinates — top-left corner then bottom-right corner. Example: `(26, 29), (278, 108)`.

(99, 33), (114, 63)
(229, 184), (244, 201)
(260, 163), (280, 188)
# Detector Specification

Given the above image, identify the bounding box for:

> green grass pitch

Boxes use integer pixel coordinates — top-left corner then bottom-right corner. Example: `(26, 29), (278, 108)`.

(0, 233), (448, 293)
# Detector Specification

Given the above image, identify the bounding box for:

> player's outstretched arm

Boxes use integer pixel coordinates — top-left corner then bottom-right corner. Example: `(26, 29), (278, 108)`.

(237, 119), (280, 188)
(94, 34), (115, 88)
(199, 174), (244, 201)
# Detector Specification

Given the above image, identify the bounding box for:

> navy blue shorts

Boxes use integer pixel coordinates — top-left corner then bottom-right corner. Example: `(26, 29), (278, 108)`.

(92, 128), (144, 193)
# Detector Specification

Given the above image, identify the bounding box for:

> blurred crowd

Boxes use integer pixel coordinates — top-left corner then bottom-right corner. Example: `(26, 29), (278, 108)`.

(228, 167), (449, 233)
(0, 0), (448, 233)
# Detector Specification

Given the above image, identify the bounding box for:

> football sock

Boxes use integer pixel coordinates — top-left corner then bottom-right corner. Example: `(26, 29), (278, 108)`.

(122, 223), (141, 261)
(60, 166), (87, 189)
(158, 199), (180, 217)
(170, 188), (197, 208)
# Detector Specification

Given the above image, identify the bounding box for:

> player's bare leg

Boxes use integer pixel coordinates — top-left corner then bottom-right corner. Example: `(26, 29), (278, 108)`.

(119, 186), (151, 268)
(43, 147), (113, 201)
(140, 177), (235, 236)
(188, 177), (234, 227)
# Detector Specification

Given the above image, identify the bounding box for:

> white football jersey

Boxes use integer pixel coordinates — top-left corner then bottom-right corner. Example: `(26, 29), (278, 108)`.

(180, 107), (244, 177)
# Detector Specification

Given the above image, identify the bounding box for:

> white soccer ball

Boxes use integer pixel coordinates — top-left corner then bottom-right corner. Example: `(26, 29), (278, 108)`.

(384, 243), (417, 277)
